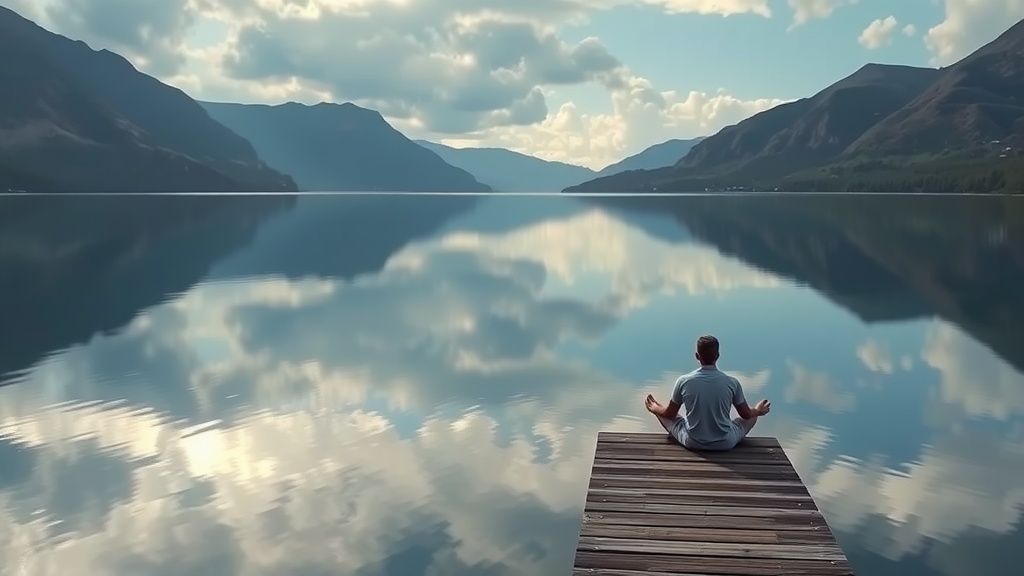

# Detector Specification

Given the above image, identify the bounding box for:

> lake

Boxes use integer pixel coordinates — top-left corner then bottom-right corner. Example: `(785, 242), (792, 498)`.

(0, 192), (1021, 576)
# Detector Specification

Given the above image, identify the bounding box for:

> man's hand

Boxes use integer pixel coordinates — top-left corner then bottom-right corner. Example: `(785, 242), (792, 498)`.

(645, 394), (660, 415)
(755, 399), (771, 416)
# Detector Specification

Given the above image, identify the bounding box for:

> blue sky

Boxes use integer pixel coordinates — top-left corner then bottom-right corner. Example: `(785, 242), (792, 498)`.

(560, 1), (938, 102)
(4, 0), (1022, 167)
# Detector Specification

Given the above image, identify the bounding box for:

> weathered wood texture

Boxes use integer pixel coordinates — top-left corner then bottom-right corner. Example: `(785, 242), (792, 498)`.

(573, 432), (854, 575)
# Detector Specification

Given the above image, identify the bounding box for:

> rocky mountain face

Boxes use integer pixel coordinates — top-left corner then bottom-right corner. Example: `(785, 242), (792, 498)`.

(0, 6), (296, 193)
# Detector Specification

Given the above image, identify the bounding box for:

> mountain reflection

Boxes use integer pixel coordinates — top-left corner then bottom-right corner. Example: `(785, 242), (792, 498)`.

(0, 194), (1021, 576)
(0, 194), (295, 380)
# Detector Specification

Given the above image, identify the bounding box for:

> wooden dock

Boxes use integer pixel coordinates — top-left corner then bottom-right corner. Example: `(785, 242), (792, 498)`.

(573, 432), (853, 575)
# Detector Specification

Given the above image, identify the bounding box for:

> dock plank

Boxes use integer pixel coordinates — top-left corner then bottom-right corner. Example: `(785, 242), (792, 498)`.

(573, 432), (854, 575)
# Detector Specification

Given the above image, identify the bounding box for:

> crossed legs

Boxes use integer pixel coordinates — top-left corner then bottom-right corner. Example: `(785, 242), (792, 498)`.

(732, 414), (758, 440)
(654, 413), (759, 448)
(656, 414), (682, 437)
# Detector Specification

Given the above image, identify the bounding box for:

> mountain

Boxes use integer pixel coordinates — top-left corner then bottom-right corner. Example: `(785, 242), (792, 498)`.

(415, 140), (595, 192)
(567, 18), (1024, 194)
(677, 64), (939, 177)
(596, 138), (705, 176)
(846, 19), (1024, 155)
(413, 138), (705, 192)
(0, 6), (296, 193)
(202, 102), (490, 192)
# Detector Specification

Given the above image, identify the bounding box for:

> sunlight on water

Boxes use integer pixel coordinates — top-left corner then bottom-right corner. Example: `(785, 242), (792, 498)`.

(0, 193), (1022, 575)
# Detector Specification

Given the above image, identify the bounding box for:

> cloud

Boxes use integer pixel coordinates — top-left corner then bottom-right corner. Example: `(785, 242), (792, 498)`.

(456, 87), (787, 169)
(217, 14), (622, 133)
(903, 23), (917, 37)
(642, 0), (771, 17)
(925, 0), (1024, 66)
(43, 0), (196, 77)
(858, 15), (899, 49)
(13, 0), (786, 168)
(787, 0), (853, 30)
(2, 0), (38, 19)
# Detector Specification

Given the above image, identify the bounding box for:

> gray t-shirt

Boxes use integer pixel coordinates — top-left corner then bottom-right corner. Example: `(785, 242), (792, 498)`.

(670, 366), (747, 450)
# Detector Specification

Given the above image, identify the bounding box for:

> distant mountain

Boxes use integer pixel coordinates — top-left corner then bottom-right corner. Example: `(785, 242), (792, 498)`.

(202, 102), (490, 192)
(596, 138), (705, 176)
(0, 6), (296, 193)
(415, 140), (595, 192)
(567, 18), (1024, 195)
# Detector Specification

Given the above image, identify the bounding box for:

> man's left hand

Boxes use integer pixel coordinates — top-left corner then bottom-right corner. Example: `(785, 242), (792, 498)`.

(645, 394), (659, 414)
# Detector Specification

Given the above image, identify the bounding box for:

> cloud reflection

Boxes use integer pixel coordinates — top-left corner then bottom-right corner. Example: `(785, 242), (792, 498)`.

(0, 402), (596, 575)
(0, 198), (1022, 576)
(792, 420), (1024, 573)
(419, 206), (785, 311)
(783, 361), (856, 413)
(922, 321), (1024, 421)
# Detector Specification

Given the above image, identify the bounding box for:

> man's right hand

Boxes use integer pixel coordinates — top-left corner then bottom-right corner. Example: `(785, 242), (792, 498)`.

(755, 399), (771, 416)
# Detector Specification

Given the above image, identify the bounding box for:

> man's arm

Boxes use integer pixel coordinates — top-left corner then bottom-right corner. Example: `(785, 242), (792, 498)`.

(646, 377), (685, 419)
(732, 378), (761, 420)
(651, 399), (681, 419)
(734, 401), (758, 420)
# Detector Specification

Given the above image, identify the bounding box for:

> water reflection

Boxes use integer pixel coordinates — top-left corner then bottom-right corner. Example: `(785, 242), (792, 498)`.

(0, 193), (1022, 576)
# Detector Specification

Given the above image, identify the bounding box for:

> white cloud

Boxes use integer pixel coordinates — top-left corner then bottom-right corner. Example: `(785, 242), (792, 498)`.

(787, 0), (854, 30)
(903, 23), (917, 37)
(858, 15), (899, 49)
(6, 0), (785, 168)
(641, 0), (771, 17)
(2, 0), (38, 19)
(925, 0), (1024, 66)
(457, 87), (787, 169)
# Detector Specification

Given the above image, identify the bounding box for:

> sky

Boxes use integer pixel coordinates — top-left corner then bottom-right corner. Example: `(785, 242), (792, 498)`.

(4, 0), (1024, 169)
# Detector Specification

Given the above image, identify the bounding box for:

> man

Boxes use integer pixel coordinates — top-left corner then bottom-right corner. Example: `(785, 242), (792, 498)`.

(645, 335), (771, 451)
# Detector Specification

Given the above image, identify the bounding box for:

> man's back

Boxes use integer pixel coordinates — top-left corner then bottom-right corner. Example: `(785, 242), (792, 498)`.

(671, 366), (745, 450)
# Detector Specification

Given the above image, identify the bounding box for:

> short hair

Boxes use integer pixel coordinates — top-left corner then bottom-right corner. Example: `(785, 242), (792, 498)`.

(696, 335), (720, 362)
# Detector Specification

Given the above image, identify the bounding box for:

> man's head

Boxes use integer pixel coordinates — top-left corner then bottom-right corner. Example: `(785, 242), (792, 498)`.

(695, 335), (720, 365)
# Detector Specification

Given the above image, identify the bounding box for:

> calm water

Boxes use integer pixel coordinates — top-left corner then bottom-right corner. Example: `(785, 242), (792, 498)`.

(0, 193), (1022, 576)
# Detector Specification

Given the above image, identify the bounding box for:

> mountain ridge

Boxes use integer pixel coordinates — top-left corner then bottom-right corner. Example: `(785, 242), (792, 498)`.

(566, 18), (1024, 194)
(602, 137), (705, 175)
(415, 137), (705, 192)
(0, 6), (297, 193)
(414, 140), (595, 192)
(202, 101), (491, 192)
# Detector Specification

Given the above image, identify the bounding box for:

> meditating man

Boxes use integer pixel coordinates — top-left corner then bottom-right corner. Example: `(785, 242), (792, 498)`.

(645, 335), (771, 451)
